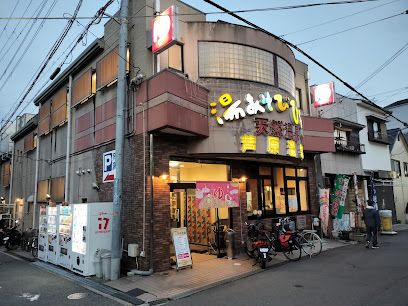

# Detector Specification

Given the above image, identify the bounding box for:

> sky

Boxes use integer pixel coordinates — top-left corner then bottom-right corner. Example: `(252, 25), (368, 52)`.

(0, 0), (407, 129)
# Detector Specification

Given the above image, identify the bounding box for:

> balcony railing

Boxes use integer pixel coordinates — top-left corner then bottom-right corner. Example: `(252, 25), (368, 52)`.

(367, 131), (389, 144)
(335, 140), (366, 154)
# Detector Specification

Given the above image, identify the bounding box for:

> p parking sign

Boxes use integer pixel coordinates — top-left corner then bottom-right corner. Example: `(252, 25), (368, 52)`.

(103, 150), (115, 183)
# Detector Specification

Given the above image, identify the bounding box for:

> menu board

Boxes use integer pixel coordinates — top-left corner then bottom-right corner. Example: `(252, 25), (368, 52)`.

(171, 227), (192, 270)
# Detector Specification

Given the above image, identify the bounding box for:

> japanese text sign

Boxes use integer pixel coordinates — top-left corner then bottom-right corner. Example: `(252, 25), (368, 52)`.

(196, 181), (239, 209)
(330, 175), (350, 219)
(171, 227), (192, 269)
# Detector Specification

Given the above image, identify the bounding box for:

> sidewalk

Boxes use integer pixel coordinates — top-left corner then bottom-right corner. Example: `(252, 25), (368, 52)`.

(105, 238), (354, 304)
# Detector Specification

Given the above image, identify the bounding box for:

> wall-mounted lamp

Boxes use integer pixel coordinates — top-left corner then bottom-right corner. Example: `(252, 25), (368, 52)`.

(240, 176), (247, 182)
(87, 169), (92, 173)
(92, 182), (100, 191)
(160, 173), (169, 181)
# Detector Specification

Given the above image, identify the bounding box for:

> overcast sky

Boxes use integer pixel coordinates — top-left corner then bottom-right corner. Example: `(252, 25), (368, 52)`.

(0, 0), (407, 129)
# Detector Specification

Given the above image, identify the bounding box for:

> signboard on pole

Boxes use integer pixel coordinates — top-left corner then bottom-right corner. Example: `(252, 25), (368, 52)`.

(103, 150), (116, 183)
(152, 6), (178, 53)
(319, 188), (330, 236)
(311, 82), (335, 108)
(171, 227), (192, 270)
(195, 181), (239, 209)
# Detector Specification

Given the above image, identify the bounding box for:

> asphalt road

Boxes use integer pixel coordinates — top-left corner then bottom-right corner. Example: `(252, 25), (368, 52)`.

(171, 230), (408, 306)
(0, 250), (123, 306)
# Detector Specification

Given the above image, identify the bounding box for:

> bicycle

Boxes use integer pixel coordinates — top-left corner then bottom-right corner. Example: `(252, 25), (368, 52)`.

(297, 229), (322, 256)
(31, 234), (38, 258)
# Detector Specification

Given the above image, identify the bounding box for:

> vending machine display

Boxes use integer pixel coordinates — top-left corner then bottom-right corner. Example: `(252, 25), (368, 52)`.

(37, 206), (48, 261)
(47, 206), (59, 264)
(58, 205), (72, 269)
(71, 202), (113, 276)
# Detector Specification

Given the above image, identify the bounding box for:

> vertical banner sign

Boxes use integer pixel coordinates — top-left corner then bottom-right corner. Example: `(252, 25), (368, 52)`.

(171, 227), (192, 270)
(369, 172), (378, 210)
(103, 150), (116, 183)
(195, 181), (239, 209)
(330, 175), (350, 219)
(319, 188), (330, 236)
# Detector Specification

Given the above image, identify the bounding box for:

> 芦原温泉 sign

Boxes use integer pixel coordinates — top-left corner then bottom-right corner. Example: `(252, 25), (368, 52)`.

(330, 175), (350, 219)
(209, 92), (304, 159)
(195, 181), (239, 209)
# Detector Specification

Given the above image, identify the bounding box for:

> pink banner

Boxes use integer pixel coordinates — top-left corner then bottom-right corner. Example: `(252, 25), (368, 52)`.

(319, 188), (330, 236)
(195, 181), (240, 209)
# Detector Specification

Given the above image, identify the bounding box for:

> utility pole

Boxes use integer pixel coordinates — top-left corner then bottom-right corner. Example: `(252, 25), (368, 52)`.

(111, 0), (128, 281)
(64, 75), (72, 204)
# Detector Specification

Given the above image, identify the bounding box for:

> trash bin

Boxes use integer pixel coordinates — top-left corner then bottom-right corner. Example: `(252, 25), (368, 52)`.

(94, 250), (102, 278)
(379, 210), (392, 231)
(225, 229), (237, 259)
(100, 250), (112, 280)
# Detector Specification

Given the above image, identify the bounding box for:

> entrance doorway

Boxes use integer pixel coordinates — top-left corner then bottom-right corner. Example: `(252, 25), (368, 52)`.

(170, 184), (230, 254)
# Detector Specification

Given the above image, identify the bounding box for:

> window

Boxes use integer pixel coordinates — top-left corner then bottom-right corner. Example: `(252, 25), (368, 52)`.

(367, 117), (388, 144)
(168, 44), (183, 72)
(391, 159), (401, 178)
(277, 57), (295, 96)
(199, 42), (275, 85)
(247, 165), (309, 218)
(295, 88), (302, 109)
(246, 179), (259, 217)
(404, 162), (408, 177)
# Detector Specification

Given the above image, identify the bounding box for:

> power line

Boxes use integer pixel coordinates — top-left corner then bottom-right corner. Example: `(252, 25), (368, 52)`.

(279, 0), (401, 37)
(297, 11), (406, 45)
(203, 0), (408, 130)
(0, 0), (55, 87)
(0, 0), (385, 21)
(0, 0), (84, 133)
(0, 0), (21, 41)
(1, 0), (116, 131)
(0, 0), (33, 59)
(321, 41), (408, 115)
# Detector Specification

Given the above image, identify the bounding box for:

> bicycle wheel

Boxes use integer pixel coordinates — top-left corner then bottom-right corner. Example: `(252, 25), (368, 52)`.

(283, 239), (302, 261)
(301, 232), (322, 256)
(31, 239), (38, 257)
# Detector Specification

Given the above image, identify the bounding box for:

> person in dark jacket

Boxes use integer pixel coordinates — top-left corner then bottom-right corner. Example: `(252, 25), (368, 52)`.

(363, 201), (380, 249)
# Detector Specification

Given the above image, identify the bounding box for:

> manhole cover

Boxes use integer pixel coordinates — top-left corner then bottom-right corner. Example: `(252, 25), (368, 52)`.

(67, 293), (88, 300)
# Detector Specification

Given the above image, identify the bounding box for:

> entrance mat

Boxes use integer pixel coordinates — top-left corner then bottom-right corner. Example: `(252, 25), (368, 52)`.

(190, 244), (209, 254)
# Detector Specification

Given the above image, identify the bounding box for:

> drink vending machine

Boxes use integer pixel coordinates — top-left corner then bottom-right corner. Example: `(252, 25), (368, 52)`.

(71, 202), (113, 276)
(37, 206), (48, 261)
(58, 205), (72, 269)
(46, 206), (59, 264)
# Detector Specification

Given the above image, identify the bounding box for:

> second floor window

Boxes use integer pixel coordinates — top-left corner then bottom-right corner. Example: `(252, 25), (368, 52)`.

(391, 159), (401, 178)
(404, 162), (408, 177)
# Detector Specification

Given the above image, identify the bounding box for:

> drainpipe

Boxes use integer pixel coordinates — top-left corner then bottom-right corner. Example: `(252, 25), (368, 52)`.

(149, 133), (154, 272)
(9, 135), (15, 221)
(32, 134), (40, 228)
(64, 75), (72, 203)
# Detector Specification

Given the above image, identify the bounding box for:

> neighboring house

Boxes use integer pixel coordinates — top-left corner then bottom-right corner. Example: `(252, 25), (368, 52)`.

(384, 98), (408, 130)
(9, 115), (38, 229)
(388, 128), (408, 223)
(318, 93), (396, 220)
(0, 121), (16, 205)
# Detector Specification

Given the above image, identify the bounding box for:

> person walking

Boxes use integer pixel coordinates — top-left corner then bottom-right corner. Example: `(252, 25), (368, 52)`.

(363, 201), (380, 249)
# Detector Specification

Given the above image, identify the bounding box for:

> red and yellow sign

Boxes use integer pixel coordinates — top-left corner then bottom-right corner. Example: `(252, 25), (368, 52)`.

(152, 6), (177, 53)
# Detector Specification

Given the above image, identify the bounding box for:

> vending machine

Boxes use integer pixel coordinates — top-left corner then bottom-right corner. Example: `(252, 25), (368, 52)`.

(71, 202), (113, 276)
(58, 205), (72, 269)
(37, 206), (48, 261)
(46, 206), (59, 264)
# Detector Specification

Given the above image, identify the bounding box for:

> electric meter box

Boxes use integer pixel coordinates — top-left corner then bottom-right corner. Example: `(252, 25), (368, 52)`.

(128, 243), (139, 257)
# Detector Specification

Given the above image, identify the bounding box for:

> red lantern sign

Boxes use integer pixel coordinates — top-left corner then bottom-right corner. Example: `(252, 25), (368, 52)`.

(311, 82), (335, 108)
(152, 6), (177, 53)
